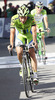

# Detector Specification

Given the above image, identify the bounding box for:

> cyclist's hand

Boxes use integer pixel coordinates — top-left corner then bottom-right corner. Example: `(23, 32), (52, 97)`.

(7, 45), (13, 51)
(46, 28), (50, 33)
(37, 28), (41, 33)
(7, 45), (13, 56)
(33, 42), (38, 49)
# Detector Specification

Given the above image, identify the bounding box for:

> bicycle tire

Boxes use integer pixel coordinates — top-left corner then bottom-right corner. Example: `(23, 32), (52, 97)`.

(37, 39), (42, 62)
(41, 39), (46, 64)
(30, 78), (34, 92)
(27, 53), (35, 93)
(22, 57), (30, 97)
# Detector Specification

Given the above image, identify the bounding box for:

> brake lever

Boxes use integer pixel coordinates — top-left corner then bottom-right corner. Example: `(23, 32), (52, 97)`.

(9, 45), (13, 56)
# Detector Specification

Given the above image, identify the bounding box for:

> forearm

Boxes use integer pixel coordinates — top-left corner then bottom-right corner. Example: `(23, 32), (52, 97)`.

(45, 21), (48, 29)
(10, 28), (15, 47)
(32, 26), (37, 43)
(44, 16), (48, 29)
(33, 32), (37, 43)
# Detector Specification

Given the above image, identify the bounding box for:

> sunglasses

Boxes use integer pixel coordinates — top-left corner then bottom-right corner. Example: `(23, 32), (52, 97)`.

(37, 6), (43, 9)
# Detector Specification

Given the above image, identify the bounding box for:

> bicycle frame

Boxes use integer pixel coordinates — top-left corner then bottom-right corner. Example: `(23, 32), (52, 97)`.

(20, 44), (34, 97)
(37, 31), (46, 64)
(37, 32), (42, 55)
(9, 44), (35, 97)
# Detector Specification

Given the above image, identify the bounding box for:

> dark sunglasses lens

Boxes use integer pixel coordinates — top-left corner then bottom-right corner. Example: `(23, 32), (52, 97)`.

(37, 6), (39, 8)
(37, 6), (42, 9)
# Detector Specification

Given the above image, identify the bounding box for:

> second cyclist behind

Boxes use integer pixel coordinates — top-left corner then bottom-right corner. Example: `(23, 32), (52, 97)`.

(31, 1), (50, 59)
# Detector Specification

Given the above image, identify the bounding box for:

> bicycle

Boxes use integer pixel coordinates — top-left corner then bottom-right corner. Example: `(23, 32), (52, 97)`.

(9, 44), (36, 98)
(37, 29), (47, 64)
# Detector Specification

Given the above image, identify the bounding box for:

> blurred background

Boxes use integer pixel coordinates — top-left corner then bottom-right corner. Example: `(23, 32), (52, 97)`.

(0, 1), (55, 100)
(0, 0), (55, 39)
(0, 0), (55, 57)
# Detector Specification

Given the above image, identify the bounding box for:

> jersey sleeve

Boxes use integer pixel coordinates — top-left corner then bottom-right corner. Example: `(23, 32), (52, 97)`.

(31, 9), (35, 17)
(43, 10), (47, 17)
(10, 16), (15, 28)
(31, 15), (36, 26)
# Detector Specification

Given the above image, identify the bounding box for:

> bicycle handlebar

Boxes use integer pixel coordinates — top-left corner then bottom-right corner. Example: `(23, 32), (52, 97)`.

(8, 43), (36, 56)
(9, 50), (13, 56)
(8, 45), (13, 56)
(19, 44), (29, 48)
(39, 29), (47, 33)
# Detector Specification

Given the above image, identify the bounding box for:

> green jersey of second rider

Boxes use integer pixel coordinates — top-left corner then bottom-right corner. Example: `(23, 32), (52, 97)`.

(31, 9), (47, 27)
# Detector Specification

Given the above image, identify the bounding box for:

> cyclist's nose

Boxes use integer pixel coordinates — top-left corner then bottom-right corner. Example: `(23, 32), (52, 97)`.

(22, 19), (25, 24)
(22, 18), (25, 22)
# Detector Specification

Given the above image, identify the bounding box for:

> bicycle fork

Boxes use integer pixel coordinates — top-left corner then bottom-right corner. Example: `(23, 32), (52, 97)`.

(38, 39), (42, 56)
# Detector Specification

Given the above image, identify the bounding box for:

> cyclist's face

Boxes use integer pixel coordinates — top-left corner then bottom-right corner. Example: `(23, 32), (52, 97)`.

(19, 16), (27, 24)
(35, 6), (43, 14)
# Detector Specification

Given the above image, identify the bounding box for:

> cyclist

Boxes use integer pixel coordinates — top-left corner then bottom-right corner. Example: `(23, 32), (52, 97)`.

(8, 4), (38, 84)
(31, 1), (50, 58)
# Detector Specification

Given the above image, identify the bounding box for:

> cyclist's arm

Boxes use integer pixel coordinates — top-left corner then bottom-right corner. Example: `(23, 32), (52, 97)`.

(32, 25), (36, 43)
(30, 15), (37, 43)
(10, 16), (16, 48)
(10, 28), (15, 48)
(32, 25), (38, 49)
(44, 15), (50, 33)
(44, 15), (48, 29)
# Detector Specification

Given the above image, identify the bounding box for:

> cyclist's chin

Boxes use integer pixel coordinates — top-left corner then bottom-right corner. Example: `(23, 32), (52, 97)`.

(37, 10), (41, 14)
(21, 21), (25, 24)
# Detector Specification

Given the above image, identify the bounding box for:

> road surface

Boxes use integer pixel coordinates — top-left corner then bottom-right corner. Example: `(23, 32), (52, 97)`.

(0, 37), (55, 100)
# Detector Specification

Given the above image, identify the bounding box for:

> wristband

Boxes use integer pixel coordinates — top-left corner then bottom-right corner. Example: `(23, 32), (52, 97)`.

(33, 42), (35, 45)
(46, 28), (50, 30)
(10, 45), (12, 48)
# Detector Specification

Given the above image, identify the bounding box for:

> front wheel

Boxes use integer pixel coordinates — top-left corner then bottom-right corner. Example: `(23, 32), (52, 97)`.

(37, 40), (42, 62)
(41, 39), (46, 64)
(30, 78), (34, 92)
(22, 57), (30, 97)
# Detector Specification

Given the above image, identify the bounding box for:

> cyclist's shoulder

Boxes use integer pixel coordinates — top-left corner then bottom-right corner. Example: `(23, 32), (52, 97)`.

(31, 9), (36, 15)
(28, 14), (35, 20)
(11, 14), (19, 20)
(41, 9), (47, 15)
(27, 14), (36, 25)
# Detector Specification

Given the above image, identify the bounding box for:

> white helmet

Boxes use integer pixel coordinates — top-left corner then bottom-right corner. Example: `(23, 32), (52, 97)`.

(36, 1), (43, 7)
(17, 4), (29, 16)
